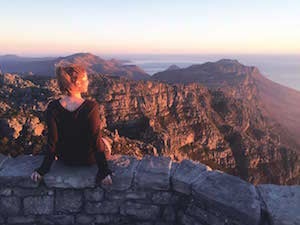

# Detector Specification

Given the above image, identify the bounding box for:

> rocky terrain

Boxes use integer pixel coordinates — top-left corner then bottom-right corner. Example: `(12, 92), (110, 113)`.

(0, 58), (299, 185)
(152, 59), (300, 149)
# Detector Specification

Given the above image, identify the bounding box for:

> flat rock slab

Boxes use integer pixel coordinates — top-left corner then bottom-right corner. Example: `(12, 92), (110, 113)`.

(0, 154), (43, 187)
(172, 159), (210, 194)
(45, 154), (139, 189)
(257, 184), (300, 225)
(43, 160), (98, 189)
(134, 155), (172, 191)
(100, 154), (139, 191)
(191, 170), (261, 225)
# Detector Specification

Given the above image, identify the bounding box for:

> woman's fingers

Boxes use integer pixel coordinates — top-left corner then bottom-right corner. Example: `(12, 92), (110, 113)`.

(101, 175), (113, 185)
(31, 172), (42, 182)
(34, 173), (38, 182)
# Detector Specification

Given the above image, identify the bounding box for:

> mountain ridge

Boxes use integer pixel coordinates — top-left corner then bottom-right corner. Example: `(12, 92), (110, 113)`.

(0, 52), (150, 80)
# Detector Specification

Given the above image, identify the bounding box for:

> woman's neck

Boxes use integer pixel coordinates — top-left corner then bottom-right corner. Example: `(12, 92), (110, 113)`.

(61, 94), (84, 104)
(66, 92), (82, 100)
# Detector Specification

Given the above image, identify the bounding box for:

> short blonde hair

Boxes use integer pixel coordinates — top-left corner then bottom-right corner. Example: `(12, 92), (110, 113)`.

(55, 64), (86, 95)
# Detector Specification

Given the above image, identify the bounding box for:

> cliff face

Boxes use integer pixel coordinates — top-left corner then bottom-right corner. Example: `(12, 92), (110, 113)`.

(152, 59), (300, 149)
(88, 73), (300, 184)
(0, 59), (299, 185)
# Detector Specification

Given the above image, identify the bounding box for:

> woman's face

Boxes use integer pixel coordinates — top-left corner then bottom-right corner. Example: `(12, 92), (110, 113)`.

(75, 72), (89, 93)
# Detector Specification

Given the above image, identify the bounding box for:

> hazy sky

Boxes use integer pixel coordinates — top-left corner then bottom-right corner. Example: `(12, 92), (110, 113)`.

(1, 0), (299, 56)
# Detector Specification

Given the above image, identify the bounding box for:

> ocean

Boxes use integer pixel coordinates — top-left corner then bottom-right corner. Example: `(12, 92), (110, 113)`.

(106, 54), (300, 92)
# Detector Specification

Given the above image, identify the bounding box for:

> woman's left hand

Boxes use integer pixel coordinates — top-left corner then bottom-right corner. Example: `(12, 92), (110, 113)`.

(101, 174), (113, 185)
(30, 171), (43, 182)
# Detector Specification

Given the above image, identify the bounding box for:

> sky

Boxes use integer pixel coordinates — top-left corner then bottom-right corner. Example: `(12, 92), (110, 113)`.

(0, 0), (300, 56)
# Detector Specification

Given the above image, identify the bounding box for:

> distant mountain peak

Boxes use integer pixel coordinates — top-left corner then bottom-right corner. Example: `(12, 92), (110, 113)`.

(0, 52), (150, 80)
(166, 64), (181, 71)
(60, 52), (104, 61)
(216, 59), (240, 65)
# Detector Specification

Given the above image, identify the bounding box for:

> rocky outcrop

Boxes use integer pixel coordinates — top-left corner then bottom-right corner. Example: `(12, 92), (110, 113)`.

(1, 70), (300, 185)
(87, 74), (300, 184)
(0, 153), (299, 225)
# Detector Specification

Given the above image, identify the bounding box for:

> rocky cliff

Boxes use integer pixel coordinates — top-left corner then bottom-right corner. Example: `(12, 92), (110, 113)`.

(0, 60), (299, 185)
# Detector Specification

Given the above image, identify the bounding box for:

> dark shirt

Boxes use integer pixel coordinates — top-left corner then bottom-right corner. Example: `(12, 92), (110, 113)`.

(34, 98), (112, 181)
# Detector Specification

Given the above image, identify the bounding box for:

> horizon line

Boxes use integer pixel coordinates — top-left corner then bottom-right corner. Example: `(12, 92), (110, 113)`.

(1, 52), (300, 58)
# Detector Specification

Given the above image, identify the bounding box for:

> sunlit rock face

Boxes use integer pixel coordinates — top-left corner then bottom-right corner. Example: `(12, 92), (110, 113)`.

(88, 72), (300, 185)
(0, 58), (300, 185)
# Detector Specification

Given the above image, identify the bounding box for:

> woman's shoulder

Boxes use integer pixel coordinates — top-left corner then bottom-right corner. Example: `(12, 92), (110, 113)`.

(84, 99), (99, 109)
(46, 98), (60, 110)
(45, 98), (99, 115)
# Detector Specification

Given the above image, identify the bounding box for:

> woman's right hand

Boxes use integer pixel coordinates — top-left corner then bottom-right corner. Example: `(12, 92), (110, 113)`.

(30, 171), (43, 182)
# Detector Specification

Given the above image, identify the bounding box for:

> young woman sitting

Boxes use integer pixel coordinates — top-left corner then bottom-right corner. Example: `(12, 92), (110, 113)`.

(30, 64), (113, 186)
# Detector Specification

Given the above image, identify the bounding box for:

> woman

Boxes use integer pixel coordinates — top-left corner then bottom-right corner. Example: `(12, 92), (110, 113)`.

(30, 64), (113, 185)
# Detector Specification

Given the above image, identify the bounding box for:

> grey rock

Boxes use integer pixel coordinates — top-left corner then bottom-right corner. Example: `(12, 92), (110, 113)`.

(105, 189), (150, 204)
(185, 202), (228, 225)
(120, 201), (160, 220)
(7, 216), (36, 224)
(191, 170), (260, 225)
(162, 205), (176, 222)
(154, 222), (170, 225)
(13, 186), (54, 197)
(134, 155), (172, 191)
(94, 214), (112, 224)
(124, 190), (149, 200)
(0, 187), (12, 196)
(37, 215), (74, 225)
(84, 187), (104, 201)
(170, 161), (179, 177)
(172, 159), (208, 195)
(24, 196), (54, 215)
(0, 216), (4, 224)
(151, 191), (172, 204)
(55, 189), (83, 213)
(0, 196), (21, 216)
(95, 214), (131, 224)
(85, 200), (119, 214)
(0, 154), (42, 187)
(75, 214), (95, 224)
(257, 184), (300, 225)
(181, 214), (205, 225)
(138, 222), (154, 225)
(43, 160), (98, 188)
(100, 154), (139, 191)
(104, 190), (126, 201)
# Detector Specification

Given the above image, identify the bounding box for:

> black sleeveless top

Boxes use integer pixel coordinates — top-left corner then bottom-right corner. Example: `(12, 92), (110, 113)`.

(34, 98), (112, 180)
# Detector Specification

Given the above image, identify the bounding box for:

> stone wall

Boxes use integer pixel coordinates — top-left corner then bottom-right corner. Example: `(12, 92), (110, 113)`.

(0, 153), (299, 225)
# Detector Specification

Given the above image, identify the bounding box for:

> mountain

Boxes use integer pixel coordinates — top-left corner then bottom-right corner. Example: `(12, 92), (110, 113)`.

(166, 64), (181, 71)
(0, 53), (150, 80)
(1, 68), (299, 184)
(152, 59), (300, 151)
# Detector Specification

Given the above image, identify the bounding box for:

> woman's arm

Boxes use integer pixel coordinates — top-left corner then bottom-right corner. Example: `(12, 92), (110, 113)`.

(88, 102), (112, 181)
(34, 101), (58, 176)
